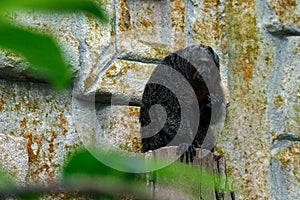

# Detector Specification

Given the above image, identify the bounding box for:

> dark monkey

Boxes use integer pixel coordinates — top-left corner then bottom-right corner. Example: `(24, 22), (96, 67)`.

(139, 45), (225, 163)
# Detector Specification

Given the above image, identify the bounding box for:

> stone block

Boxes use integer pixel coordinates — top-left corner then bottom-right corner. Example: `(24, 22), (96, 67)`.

(215, 1), (276, 199)
(0, 134), (28, 185)
(281, 37), (300, 135)
(264, 0), (300, 33)
(95, 105), (141, 153)
(0, 80), (80, 185)
(188, 0), (226, 56)
(94, 59), (156, 105)
(270, 141), (300, 199)
(268, 36), (300, 139)
(116, 0), (186, 61)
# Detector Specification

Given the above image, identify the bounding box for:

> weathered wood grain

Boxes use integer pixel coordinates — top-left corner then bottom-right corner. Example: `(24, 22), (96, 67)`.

(145, 147), (234, 200)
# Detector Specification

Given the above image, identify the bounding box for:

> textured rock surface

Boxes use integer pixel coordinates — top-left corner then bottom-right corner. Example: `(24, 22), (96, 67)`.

(264, 0), (300, 33)
(216, 1), (300, 199)
(0, 80), (80, 185)
(0, 0), (299, 199)
(270, 141), (300, 199)
(267, 36), (300, 200)
(280, 37), (300, 135)
(116, 0), (186, 61)
(0, 134), (28, 185)
(95, 59), (156, 105)
(216, 1), (273, 199)
(95, 105), (141, 153)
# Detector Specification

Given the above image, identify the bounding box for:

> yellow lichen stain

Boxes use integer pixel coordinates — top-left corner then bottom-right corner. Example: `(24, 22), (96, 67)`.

(274, 142), (300, 182)
(107, 64), (117, 75)
(128, 106), (140, 117)
(226, 0), (259, 93)
(99, 60), (156, 97)
(23, 130), (43, 163)
(65, 34), (80, 53)
(119, 0), (131, 32)
(221, 37), (227, 53)
(0, 99), (4, 111)
(104, 61), (129, 78)
(120, 107), (142, 153)
(62, 127), (68, 135)
(35, 21), (51, 32)
(215, 145), (225, 156)
(1, 49), (22, 62)
(132, 136), (142, 152)
(144, 5), (154, 15)
(293, 104), (300, 113)
(223, 1), (273, 199)
(140, 40), (171, 58)
(191, 0), (226, 62)
(57, 111), (69, 135)
(225, 166), (236, 179)
(119, 135), (141, 153)
(83, 72), (97, 91)
(137, 19), (154, 29)
(32, 118), (40, 126)
(170, 0), (185, 32)
(192, 19), (209, 42)
(110, 20), (115, 37)
(270, 0), (299, 23)
(48, 143), (55, 153)
(24, 127), (64, 182)
(264, 54), (274, 67)
(47, 130), (58, 153)
(274, 94), (284, 107)
(10, 131), (16, 136)
(20, 118), (27, 129)
(59, 112), (68, 127)
(86, 13), (100, 32)
(170, 0), (186, 48)
(105, 107), (142, 153)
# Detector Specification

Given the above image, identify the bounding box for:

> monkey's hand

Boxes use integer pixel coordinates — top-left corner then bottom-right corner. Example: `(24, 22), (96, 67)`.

(176, 143), (196, 164)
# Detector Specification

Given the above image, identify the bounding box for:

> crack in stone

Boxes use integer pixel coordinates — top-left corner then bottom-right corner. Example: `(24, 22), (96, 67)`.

(274, 133), (300, 142)
(271, 133), (300, 151)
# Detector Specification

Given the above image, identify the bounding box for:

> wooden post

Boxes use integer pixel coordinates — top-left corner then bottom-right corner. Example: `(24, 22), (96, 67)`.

(145, 147), (234, 200)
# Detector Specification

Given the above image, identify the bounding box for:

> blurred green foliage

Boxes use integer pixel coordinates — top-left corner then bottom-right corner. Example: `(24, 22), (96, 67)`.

(0, 147), (229, 199)
(0, 0), (108, 90)
(63, 148), (229, 199)
(0, 21), (73, 89)
(0, 0), (109, 21)
(64, 149), (137, 181)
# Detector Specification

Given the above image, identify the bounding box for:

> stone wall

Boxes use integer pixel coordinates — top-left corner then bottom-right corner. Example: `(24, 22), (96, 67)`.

(0, 0), (299, 199)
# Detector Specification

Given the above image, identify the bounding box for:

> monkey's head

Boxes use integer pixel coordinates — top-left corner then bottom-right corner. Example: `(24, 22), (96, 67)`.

(188, 45), (221, 104)
(191, 45), (220, 82)
(205, 45), (220, 70)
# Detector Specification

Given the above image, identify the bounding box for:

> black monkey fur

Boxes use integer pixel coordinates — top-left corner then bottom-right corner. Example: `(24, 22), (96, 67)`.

(139, 45), (224, 163)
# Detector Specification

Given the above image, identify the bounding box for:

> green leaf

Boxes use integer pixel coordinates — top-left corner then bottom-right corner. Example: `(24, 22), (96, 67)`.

(0, 167), (14, 189)
(0, 21), (72, 90)
(63, 149), (151, 199)
(63, 149), (137, 181)
(18, 194), (40, 200)
(149, 157), (230, 198)
(0, 0), (108, 24)
(155, 162), (218, 197)
(64, 148), (230, 198)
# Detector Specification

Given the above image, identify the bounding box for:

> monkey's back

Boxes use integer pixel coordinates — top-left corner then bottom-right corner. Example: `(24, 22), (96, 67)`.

(139, 45), (224, 153)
